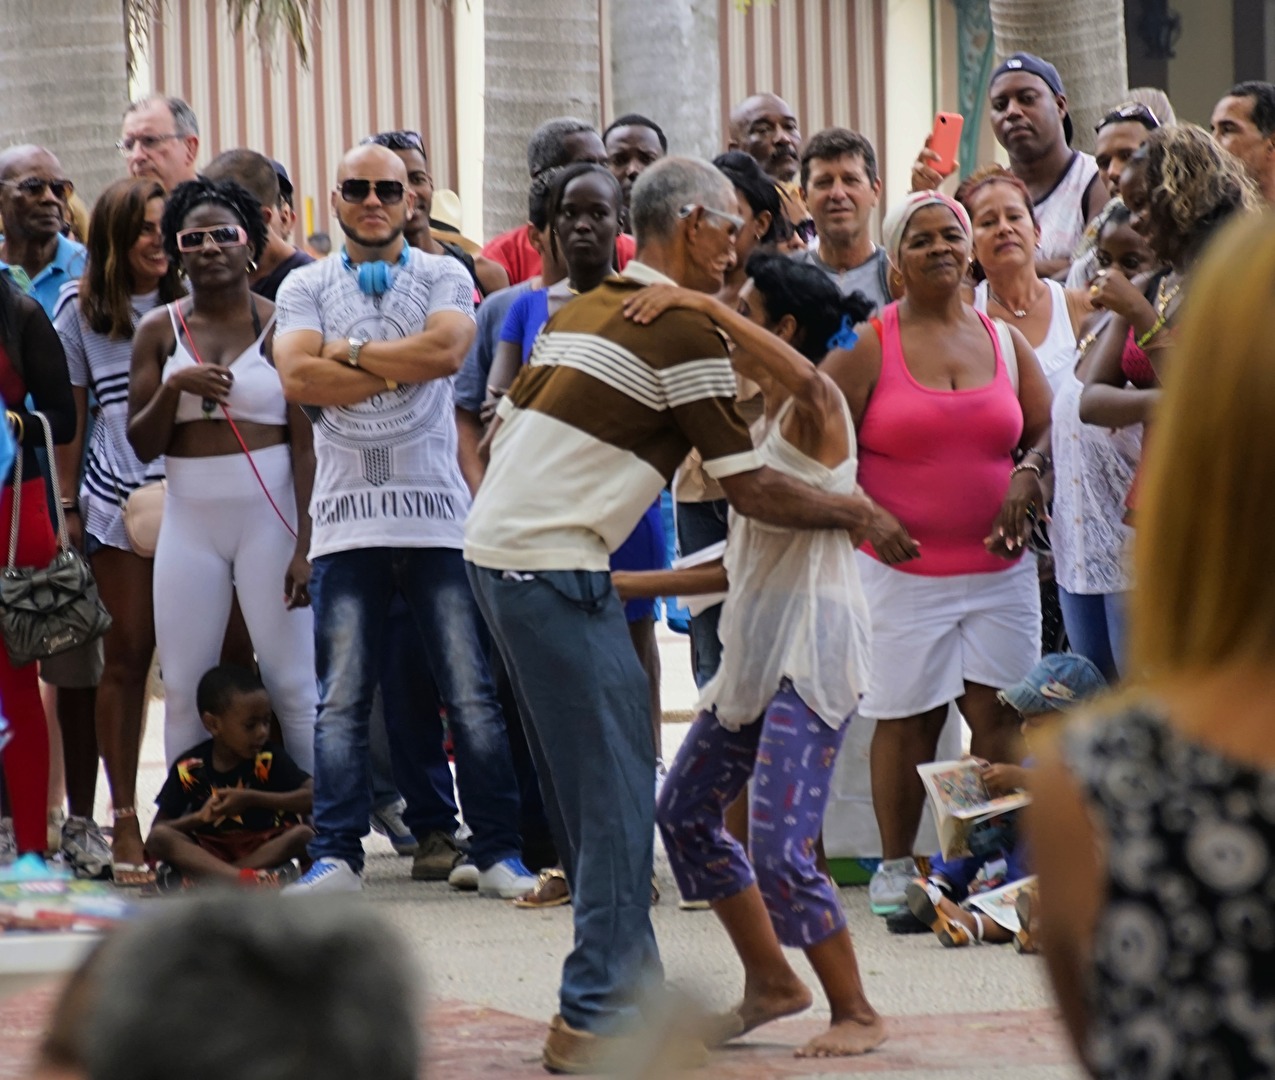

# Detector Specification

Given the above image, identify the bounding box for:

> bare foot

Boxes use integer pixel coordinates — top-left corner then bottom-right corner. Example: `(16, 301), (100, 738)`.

(707, 980), (814, 1047)
(796, 1013), (887, 1058)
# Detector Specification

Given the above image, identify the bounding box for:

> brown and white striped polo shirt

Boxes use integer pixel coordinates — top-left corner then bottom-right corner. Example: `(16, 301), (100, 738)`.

(463, 261), (761, 572)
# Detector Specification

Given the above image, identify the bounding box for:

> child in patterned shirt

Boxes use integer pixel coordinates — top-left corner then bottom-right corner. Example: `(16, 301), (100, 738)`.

(147, 665), (313, 887)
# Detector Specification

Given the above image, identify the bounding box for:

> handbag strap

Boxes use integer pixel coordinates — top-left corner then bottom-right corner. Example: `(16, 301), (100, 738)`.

(172, 302), (297, 540)
(7, 411), (68, 570)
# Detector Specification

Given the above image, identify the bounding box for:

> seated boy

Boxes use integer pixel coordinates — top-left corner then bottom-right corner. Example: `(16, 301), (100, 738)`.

(147, 665), (314, 888)
(897, 653), (1107, 948)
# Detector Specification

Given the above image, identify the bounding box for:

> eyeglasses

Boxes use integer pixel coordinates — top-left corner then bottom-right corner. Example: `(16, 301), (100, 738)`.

(339, 179), (406, 205)
(116, 133), (184, 155)
(2, 177), (74, 200)
(175, 225), (249, 252)
(678, 204), (745, 231)
(1096, 103), (1160, 133)
(362, 130), (425, 153)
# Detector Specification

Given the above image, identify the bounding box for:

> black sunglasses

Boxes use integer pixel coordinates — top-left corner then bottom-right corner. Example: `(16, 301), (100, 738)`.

(339, 179), (406, 205)
(3, 176), (74, 201)
(1096, 103), (1160, 133)
(363, 130), (425, 153)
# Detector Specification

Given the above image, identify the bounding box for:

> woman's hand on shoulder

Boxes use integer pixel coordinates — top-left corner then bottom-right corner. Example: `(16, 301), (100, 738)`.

(622, 284), (706, 325)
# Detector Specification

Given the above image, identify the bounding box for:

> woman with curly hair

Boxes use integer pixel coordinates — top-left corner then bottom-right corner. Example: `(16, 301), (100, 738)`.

(53, 177), (184, 881)
(127, 178), (317, 775)
(1080, 125), (1258, 513)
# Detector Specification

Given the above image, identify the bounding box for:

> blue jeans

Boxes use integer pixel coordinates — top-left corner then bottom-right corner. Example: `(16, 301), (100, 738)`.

(468, 565), (661, 1035)
(368, 595), (459, 832)
(675, 499), (728, 687)
(308, 547), (522, 873)
(1058, 588), (1126, 680)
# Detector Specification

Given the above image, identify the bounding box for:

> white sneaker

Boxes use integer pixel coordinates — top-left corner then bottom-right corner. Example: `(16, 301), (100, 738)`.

(447, 857), (479, 891)
(869, 856), (920, 915)
(284, 857), (362, 895)
(477, 857), (537, 899)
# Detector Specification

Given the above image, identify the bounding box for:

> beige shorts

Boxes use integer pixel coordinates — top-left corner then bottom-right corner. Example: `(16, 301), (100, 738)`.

(39, 639), (105, 689)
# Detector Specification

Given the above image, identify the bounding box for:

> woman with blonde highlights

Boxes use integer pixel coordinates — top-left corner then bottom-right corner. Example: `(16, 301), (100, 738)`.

(1032, 213), (1275, 1077)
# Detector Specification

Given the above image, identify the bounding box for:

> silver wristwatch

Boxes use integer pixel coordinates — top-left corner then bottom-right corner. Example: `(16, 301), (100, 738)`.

(347, 334), (370, 368)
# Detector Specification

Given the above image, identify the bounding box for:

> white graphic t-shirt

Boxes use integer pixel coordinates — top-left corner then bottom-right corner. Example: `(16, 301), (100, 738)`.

(274, 248), (476, 559)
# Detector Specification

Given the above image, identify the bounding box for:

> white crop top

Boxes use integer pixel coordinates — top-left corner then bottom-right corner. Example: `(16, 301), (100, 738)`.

(162, 303), (287, 426)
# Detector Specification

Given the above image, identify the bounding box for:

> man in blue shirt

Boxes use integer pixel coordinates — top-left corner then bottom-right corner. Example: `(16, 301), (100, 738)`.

(0, 145), (86, 313)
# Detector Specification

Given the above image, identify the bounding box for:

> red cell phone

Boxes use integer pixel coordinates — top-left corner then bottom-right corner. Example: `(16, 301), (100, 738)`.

(929, 112), (964, 177)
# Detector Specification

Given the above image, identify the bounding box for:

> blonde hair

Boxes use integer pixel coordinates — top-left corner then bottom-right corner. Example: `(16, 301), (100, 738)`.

(1131, 212), (1275, 677)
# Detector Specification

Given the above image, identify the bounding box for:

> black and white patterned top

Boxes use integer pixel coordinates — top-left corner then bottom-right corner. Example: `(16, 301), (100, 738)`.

(54, 284), (165, 552)
(1066, 705), (1275, 1078)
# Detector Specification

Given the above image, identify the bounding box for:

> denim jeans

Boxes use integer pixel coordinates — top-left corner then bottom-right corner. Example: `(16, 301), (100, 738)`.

(1058, 588), (1126, 680)
(675, 499), (728, 688)
(468, 564), (662, 1035)
(308, 546), (522, 873)
(372, 595), (459, 834)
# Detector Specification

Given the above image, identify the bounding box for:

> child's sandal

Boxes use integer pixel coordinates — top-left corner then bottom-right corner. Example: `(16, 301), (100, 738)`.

(905, 879), (971, 948)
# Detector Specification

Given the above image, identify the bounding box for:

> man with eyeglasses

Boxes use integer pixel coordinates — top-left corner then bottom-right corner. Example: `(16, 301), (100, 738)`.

(464, 156), (891, 1071)
(791, 128), (891, 315)
(273, 144), (535, 900)
(364, 130), (509, 298)
(119, 95), (200, 193)
(1212, 82), (1275, 205)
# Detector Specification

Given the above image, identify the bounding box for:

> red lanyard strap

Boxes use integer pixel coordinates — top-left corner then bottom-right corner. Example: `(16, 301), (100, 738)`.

(173, 302), (298, 541)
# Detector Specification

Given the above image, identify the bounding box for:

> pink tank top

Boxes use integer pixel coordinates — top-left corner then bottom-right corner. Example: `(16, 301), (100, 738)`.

(857, 302), (1024, 576)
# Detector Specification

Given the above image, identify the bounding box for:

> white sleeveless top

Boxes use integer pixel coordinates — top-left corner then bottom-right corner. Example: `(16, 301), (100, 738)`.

(1034, 151), (1099, 265)
(975, 278), (1076, 396)
(698, 395), (871, 731)
(161, 303), (286, 426)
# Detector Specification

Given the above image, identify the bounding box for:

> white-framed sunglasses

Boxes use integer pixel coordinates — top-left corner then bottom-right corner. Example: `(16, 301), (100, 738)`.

(678, 204), (745, 231)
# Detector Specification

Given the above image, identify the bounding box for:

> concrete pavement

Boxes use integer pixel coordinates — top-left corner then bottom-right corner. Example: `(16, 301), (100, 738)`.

(0, 628), (1085, 1077)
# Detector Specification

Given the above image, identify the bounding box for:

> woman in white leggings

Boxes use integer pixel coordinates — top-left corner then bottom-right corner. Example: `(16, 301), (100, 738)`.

(128, 178), (317, 770)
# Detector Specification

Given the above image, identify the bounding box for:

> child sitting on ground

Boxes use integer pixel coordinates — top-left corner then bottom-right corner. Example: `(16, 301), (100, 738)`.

(146, 665), (313, 888)
(901, 652), (1106, 948)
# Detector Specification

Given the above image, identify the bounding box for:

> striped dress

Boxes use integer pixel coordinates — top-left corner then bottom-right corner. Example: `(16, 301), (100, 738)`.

(53, 285), (165, 552)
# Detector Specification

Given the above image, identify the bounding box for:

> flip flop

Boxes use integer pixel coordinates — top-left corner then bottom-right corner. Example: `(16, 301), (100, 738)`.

(905, 880), (970, 947)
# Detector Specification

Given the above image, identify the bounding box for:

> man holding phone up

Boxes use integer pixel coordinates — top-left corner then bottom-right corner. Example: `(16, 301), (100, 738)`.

(912, 52), (1103, 280)
(789, 128), (892, 314)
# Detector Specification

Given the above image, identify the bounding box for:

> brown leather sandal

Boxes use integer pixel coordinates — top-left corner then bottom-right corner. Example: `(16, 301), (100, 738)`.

(513, 868), (571, 909)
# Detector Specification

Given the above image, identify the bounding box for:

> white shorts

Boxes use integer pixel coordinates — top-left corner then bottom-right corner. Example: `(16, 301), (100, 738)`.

(857, 553), (1041, 720)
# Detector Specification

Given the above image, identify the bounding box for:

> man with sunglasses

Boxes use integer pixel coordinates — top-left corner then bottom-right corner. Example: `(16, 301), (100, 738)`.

(791, 128), (891, 315)
(274, 144), (535, 899)
(0, 146), (84, 314)
(119, 95), (200, 194)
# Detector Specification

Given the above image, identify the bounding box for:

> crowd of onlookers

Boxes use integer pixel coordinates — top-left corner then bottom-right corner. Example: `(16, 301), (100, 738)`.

(4, 48), (1275, 1080)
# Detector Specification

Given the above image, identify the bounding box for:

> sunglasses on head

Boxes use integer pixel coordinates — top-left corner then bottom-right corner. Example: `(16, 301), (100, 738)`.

(363, 130), (425, 153)
(339, 179), (406, 205)
(3, 176), (74, 200)
(1096, 103), (1160, 133)
(175, 224), (249, 252)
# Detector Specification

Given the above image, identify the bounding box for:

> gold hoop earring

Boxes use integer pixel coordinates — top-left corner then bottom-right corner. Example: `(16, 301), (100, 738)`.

(247, 258), (258, 274)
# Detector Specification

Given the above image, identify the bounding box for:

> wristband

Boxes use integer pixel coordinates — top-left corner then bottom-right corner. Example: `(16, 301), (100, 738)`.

(1011, 462), (1043, 479)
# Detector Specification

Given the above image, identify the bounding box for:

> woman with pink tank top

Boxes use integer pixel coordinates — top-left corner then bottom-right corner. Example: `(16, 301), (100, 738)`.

(824, 191), (1054, 917)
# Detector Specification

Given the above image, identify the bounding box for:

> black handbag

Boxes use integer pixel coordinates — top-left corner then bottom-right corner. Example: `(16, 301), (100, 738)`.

(0, 411), (111, 667)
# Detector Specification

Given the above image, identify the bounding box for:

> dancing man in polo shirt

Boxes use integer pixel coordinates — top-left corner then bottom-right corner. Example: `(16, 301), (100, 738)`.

(464, 157), (896, 1073)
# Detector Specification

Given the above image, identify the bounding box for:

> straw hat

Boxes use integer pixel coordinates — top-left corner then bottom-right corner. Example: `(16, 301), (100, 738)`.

(429, 189), (482, 255)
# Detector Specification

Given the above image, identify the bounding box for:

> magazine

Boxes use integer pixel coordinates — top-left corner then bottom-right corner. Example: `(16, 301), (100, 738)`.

(917, 759), (1030, 860)
(968, 875), (1036, 934)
